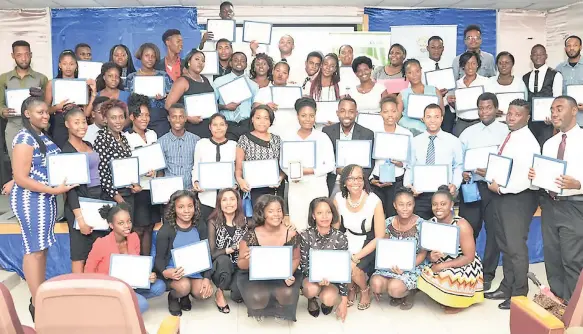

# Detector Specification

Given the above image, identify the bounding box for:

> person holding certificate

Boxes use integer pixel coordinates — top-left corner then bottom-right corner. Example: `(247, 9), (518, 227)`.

(96, 62), (130, 128)
(249, 53), (274, 89)
(300, 197), (349, 320)
(237, 195), (301, 322)
(333, 164), (385, 310)
(84, 203), (166, 314)
(108, 44), (136, 87)
(486, 52), (528, 98)
(304, 53), (344, 102)
(155, 190), (214, 316)
(418, 186), (484, 313)
(207, 189), (249, 313)
(348, 56), (387, 113)
(484, 99), (540, 310)
(371, 44), (406, 81)
(371, 187), (427, 310)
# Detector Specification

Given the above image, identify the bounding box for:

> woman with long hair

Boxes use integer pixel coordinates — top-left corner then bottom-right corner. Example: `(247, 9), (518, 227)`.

(304, 53), (344, 102)
(249, 53), (274, 89)
(109, 44), (136, 86)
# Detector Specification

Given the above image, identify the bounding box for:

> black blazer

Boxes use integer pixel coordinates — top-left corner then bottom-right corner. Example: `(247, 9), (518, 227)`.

(321, 122), (375, 195)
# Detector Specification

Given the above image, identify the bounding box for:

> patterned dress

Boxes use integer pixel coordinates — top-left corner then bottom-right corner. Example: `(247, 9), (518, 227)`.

(10, 129), (61, 254)
(417, 216), (485, 308)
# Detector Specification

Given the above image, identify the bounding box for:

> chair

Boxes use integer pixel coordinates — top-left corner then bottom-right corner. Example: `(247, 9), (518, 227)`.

(0, 282), (35, 334)
(34, 273), (179, 334)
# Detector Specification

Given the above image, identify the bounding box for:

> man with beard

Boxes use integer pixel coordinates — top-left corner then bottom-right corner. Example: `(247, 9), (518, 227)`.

(155, 29), (184, 82)
(556, 35), (583, 125)
(214, 38), (233, 81)
(452, 25), (496, 80)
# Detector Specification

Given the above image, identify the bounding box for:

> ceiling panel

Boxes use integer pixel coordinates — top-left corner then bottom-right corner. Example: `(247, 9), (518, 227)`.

(50, 0), (100, 7)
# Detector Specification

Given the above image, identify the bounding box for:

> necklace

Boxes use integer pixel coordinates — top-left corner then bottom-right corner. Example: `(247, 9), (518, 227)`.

(347, 192), (365, 208)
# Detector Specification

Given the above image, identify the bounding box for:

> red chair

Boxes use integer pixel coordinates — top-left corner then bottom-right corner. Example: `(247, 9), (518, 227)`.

(0, 282), (35, 334)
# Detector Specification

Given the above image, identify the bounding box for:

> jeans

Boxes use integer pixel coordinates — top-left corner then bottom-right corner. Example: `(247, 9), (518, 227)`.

(135, 279), (166, 313)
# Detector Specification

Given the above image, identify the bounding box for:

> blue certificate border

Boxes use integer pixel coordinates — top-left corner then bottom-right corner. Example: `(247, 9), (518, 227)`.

(243, 159), (280, 188)
(308, 249), (351, 284)
(405, 94), (440, 120)
(198, 161), (235, 190)
(242, 20), (273, 45)
(74, 197), (116, 230)
(47, 152), (90, 186)
(270, 86), (302, 109)
(531, 154), (567, 195)
(375, 238), (416, 271)
(485, 153), (513, 188)
(132, 143), (167, 176)
(217, 76), (253, 104)
(419, 220), (460, 257)
(335, 139), (372, 168)
(149, 176), (184, 205)
(531, 96), (555, 122)
(109, 254), (153, 289)
(170, 239), (213, 276)
(249, 246), (293, 281)
(110, 157), (139, 189)
(281, 141), (317, 168)
(455, 86), (485, 112)
(372, 132), (411, 162)
(412, 164), (450, 193)
(4, 88), (30, 113)
(184, 92), (219, 119)
(423, 67), (457, 91)
(206, 19), (236, 42)
(131, 75), (166, 98)
(462, 145), (499, 171)
(52, 78), (89, 106)
(201, 51), (220, 75)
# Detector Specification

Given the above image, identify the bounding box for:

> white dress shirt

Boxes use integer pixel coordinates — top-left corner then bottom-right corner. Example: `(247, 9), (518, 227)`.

(459, 120), (509, 181)
(371, 125), (413, 179)
(498, 125), (540, 194)
(421, 58), (450, 85)
(541, 125), (583, 197)
(452, 74), (491, 120)
(526, 65), (563, 96)
(281, 130), (335, 180)
(123, 129), (158, 190)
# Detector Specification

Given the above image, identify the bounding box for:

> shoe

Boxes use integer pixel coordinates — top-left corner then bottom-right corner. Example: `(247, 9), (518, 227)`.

(498, 299), (511, 310)
(321, 304), (333, 315)
(484, 289), (508, 300)
(215, 298), (230, 314)
(168, 294), (182, 316)
(389, 297), (403, 307)
(29, 297), (35, 322)
(357, 286), (371, 310)
(400, 290), (416, 310)
(179, 296), (192, 311)
(483, 281), (492, 292)
(307, 297), (320, 318)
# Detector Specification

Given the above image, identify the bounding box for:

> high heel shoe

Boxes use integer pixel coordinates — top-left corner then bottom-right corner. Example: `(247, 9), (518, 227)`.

(321, 303), (334, 315)
(215, 298), (231, 314)
(29, 297), (35, 322)
(307, 297), (320, 317)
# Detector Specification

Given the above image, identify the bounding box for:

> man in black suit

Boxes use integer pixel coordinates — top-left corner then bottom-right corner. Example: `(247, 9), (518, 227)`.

(322, 97), (375, 196)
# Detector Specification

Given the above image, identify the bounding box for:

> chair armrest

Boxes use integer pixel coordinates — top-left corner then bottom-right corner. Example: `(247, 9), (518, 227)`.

(157, 315), (180, 334)
(511, 296), (565, 334)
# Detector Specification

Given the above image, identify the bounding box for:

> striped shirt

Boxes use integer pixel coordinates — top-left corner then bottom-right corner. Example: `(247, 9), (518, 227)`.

(158, 130), (200, 189)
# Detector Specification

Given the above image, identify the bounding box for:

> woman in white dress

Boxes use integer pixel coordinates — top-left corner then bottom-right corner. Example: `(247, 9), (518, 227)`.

(486, 51), (528, 122)
(333, 164), (385, 310)
(349, 56), (388, 113)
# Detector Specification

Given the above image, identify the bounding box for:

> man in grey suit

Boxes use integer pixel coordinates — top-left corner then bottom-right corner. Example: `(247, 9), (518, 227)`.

(322, 97), (375, 196)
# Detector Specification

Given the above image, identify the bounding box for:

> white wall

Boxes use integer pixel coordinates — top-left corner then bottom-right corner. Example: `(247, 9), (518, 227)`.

(546, 2), (583, 68)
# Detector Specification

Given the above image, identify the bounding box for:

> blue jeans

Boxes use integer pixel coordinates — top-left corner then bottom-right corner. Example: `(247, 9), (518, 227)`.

(135, 279), (166, 313)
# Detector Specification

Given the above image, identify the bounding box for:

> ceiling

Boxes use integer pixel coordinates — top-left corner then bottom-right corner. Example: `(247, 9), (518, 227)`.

(0, 0), (577, 10)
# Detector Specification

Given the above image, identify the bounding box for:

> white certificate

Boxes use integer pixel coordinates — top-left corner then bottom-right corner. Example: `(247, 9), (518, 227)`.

(184, 93), (218, 119)
(424, 67), (456, 91)
(373, 132), (410, 161)
(206, 19), (236, 42)
(281, 141), (316, 168)
(132, 143), (166, 175)
(420, 221), (460, 256)
(243, 159), (280, 188)
(339, 66), (359, 87)
(202, 51), (219, 75)
(5, 89), (30, 115)
(74, 197), (116, 231)
(375, 239), (416, 271)
(271, 86), (302, 109)
(531, 154), (567, 194)
(336, 140), (372, 168)
(47, 153), (90, 186)
(109, 254), (152, 289)
(217, 77), (253, 104)
(567, 84), (583, 104)
(77, 61), (103, 80)
(242, 21), (272, 45)
(532, 97), (555, 122)
(171, 240), (212, 276)
(288, 161), (303, 180)
(496, 92), (526, 114)
(198, 162), (235, 190)
(463, 145), (499, 171)
(110, 157), (139, 188)
(249, 246), (293, 280)
(413, 164), (449, 193)
(406, 94), (439, 119)
(53, 79), (88, 105)
(356, 113), (384, 133)
(455, 86), (484, 112)
(309, 250), (351, 284)
(315, 101), (338, 124)
(133, 76), (164, 98)
(485, 154), (513, 188)
(150, 176), (184, 205)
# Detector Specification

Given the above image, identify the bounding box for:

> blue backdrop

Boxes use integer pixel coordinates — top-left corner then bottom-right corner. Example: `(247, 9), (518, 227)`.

(50, 7), (202, 77)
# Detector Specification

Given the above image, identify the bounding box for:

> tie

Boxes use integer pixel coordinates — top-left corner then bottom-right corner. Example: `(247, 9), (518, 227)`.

(210, 138), (227, 162)
(426, 136), (436, 165)
(534, 70), (540, 93)
(302, 76), (310, 89)
(498, 132), (512, 155)
(435, 62), (440, 70)
(550, 134), (567, 198)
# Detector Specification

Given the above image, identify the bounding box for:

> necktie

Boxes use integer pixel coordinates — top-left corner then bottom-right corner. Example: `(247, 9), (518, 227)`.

(435, 62), (440, 70)
(209, 138), (227, 162)
(498, 132), (512, 155)
(426, 136), (436, 165)
(302, 76), (310, 89)
(534, 70), (540, 93)
(550, 134), (567, 198)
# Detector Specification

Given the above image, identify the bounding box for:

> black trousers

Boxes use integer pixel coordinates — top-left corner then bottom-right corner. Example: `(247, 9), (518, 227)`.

(528, 119), (554, 149)
(212, 254), (242, 301)
(540, 195), (583, 301)
(458, 181), (500, 282)
(413, 193), (434, 220)
(493, 190), (538, 296)
(226, 119), (250, 141)
(371, 176), (404, 219)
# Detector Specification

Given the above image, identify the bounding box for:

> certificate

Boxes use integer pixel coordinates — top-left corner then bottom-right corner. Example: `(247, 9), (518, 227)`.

(184, 92), (218, 119)
(463, 145), (499, 171)
(336, 140), (372, 168)
(406, 94), (439, 119)
(375, 239), (416, 271)
(132, 143), (166, 175)
(567, 84), (583, 104)
(5, 89), (30, 115)
(77, 61), (103, 80)
(373, 132), (411, 161)
(109, 254), (152, 289)
(413, 164), (449, 193)
(198, 162), (235, 190)
(206, 19), (236, 42)
(356, 113), (383, 133)
(288, 161), (303, 180)
(309, 249), (351, 284)
(315, 101), (338, 124)
(133, 76), (165, 98)
(532, 97), (555, 122)
(243, 159), (280, 188)
(531, 154), (567, 194)
(424, 67), (456, 90)
(217, 76), (253, 104)
(242, 21), (272, 45)
(110, 157), (139, 188)
(454, 86), (484, 112)
(249, 246), (293, 281)
(53, 79), (88, 105)
(420, 220), (460, 256)
(47, 153), (90, 186)
(281, 141), (316, 168)
(202, 51), (219, 75)
(485, 154), (513, 188)
(150, 176), (184, 205)
(74, 197), (116, 231)
(171, 240), (212, 276)
(271, 86), (302, 109)
(378, 78), (409, 94)
(496, 92), (526, 114)
(339, 66), (359, 87)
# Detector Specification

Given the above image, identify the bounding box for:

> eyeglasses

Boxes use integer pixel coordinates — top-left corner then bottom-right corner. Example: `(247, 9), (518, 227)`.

(346, 176), (364, 183)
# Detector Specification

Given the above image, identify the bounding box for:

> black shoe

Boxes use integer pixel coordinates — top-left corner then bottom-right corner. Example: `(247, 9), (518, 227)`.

(29, 297), (35, 322)
(307, 297), (320, 318)
(168, 294), (182, 316)
(179, 296), (192, 311)
(321, 304), (333, 315)
(483, 281), (492, 292)
(498, 299), (511, 310)
(484, 289), (508, 300)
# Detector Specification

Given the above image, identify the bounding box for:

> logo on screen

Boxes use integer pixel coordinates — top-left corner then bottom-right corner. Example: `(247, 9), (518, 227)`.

(417, 36), (430, 55)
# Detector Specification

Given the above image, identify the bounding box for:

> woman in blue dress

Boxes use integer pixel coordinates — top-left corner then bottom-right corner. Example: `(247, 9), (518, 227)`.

(9, 88), (76, 320)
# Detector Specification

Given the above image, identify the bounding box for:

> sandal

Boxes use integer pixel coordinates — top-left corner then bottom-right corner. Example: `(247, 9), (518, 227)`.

(347, 286), (357, 307)
(307, 297), (320, 318)
(357, 286), (371, 310)
(400, 291), (416, 310)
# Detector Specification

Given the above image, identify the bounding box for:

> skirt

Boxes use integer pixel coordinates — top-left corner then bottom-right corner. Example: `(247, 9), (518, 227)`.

(287, 177), (329, 231)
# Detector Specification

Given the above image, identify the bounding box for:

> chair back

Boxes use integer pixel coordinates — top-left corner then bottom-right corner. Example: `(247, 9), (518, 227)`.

(0, 282), (35, 334)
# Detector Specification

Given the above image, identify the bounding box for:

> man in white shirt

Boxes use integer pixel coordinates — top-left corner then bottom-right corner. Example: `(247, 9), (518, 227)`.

(339, 45), (354, 67)
(459, 92), (509, 292)
(302, 51), (323, 90)
(530, 96), (583, 301)
(269, 35), (305, 85)
(452, 25), (496, 80)
(484, 99), (540, 310)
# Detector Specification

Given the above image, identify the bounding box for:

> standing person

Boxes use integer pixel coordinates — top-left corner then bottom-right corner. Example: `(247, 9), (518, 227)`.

(249, 53), (273, 89)
(529, 96), (583, 301)
(452, 25), (496, 80)
(198, 1), (235, 50)
(486, 52), (528, 123)
(304, 53), (344, 102)
(83, 96), (109, 145)
(484, 99), (539, 310)
(96, 62), (131, 108)
(339, 45), (354, 67)
(74, 43), (92, 61)
(302, 51), (323, 90)
(156, 29), (185, 83)
(262, 35), (304, 85)
(371, 44), (406, 81)
(214, 39), (233, 81)
(109, 44), (136, 86)
(555, 36), (583, 124)
(348, 56), (388, 114)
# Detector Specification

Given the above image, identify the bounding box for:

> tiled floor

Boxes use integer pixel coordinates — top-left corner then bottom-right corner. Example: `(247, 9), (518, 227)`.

(10, 262), (551, 334)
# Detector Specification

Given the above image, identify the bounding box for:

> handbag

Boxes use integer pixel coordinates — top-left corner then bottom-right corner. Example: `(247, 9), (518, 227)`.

(379, 160), (396, 183)
(242, 192), (253, 217)
(461, 175), (481, 203)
